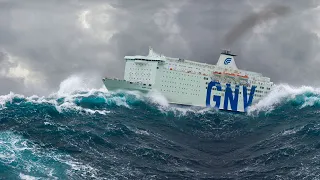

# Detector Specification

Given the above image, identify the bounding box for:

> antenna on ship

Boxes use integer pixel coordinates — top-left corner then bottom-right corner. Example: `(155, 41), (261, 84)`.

(221, 49), (236, 56)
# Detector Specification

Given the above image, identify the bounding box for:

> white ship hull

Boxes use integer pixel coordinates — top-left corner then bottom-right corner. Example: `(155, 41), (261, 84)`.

(103, 47), (273, 113)
(102, 78), (152, 92)
(103, 77), (260, 112)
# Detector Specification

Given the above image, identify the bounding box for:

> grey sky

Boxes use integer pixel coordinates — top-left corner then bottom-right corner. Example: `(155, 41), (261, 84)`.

(0, 0), (319, 95)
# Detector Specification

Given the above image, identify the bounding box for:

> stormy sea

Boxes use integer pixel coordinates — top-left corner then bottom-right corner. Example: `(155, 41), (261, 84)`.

(1, 77), (320, 180)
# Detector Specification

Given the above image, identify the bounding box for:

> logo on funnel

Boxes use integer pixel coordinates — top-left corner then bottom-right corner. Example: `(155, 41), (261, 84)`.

(224, 58), (232, 65)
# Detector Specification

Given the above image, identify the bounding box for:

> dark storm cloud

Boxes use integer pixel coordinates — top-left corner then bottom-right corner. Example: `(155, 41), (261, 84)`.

(0, 0), (319, 95)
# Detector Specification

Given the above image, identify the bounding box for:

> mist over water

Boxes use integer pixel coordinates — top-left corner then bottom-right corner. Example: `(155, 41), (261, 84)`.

(1, 76), (320, 179)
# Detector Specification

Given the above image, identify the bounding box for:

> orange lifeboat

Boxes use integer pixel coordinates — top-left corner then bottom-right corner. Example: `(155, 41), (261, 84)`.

(225, 72), (235, 76)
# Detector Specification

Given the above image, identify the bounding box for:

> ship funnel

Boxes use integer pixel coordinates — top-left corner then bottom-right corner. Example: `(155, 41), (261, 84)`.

(216, 49), (238, 70)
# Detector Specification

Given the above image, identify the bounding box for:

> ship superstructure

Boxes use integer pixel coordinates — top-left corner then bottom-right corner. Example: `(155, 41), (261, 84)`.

(103, 47), (273, 112)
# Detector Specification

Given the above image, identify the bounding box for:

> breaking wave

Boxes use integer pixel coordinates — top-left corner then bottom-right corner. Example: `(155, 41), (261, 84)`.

(248, 84), (320, 114)
(0, 82), (320, 117)
(1, 76), (320, 179)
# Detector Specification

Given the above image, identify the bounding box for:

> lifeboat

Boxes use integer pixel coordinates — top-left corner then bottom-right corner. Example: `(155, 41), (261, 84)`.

(225, 72), (236, 76)
(236, 74), (249, 78)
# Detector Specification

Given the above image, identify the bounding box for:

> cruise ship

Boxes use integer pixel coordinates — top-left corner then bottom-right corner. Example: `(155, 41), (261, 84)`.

(102, 47), (274, 112)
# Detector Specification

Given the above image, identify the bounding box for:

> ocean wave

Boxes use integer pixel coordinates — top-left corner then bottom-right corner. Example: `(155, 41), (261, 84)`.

(0, 75), (213, 116)
(0, 131), (98, 179)
(248, 84), (320, 114)
(0, 76), (320, 117)
(2, 76), (320, 179)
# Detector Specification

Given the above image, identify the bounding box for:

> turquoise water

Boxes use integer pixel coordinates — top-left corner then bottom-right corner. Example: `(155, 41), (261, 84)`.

(1, 85), (320, 179)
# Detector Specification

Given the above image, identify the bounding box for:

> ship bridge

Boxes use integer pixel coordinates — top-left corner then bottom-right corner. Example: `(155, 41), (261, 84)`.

(124, 47), (166, 63)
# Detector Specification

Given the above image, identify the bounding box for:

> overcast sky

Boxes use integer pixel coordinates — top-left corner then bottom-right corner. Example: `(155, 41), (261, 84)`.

(0, 0), (320, 95)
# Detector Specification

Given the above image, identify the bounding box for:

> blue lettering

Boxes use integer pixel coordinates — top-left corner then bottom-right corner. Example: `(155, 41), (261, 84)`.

(224, 84), (239, 111)
(243, 86), (256, 111)
(206, 81), (221, 108)
(205, 82), (256, 112)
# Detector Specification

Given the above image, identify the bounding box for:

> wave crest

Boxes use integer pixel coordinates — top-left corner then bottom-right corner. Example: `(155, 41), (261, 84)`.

(248, 84), (320, 114)
(2, 77), (320, 116)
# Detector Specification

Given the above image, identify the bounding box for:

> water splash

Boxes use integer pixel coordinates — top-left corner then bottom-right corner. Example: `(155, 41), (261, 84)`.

(0, 75), (319, 116)
(248, 84), (320, 114)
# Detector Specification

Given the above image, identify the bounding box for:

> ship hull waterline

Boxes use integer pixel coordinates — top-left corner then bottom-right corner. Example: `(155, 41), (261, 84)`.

(102, 78), (256, 113)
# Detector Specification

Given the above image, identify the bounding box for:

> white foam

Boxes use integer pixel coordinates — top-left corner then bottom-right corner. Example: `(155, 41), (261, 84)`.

(0, 75), (212, 116)
(248, 84), (320, 114)
(22, 75), (114, 114)
(146, 90), (169, 107)
(57, 74), (106, 96)
(282, 128), (299, 136)
(143, 89), (215, 116)
(300, 96), (319, 109)
(3, 76), (320, 116)
(0, 92), (24, 109)
(0, 90), (114, 115)
(19, 173), (39, 180)
(135, 129), (150, 136)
